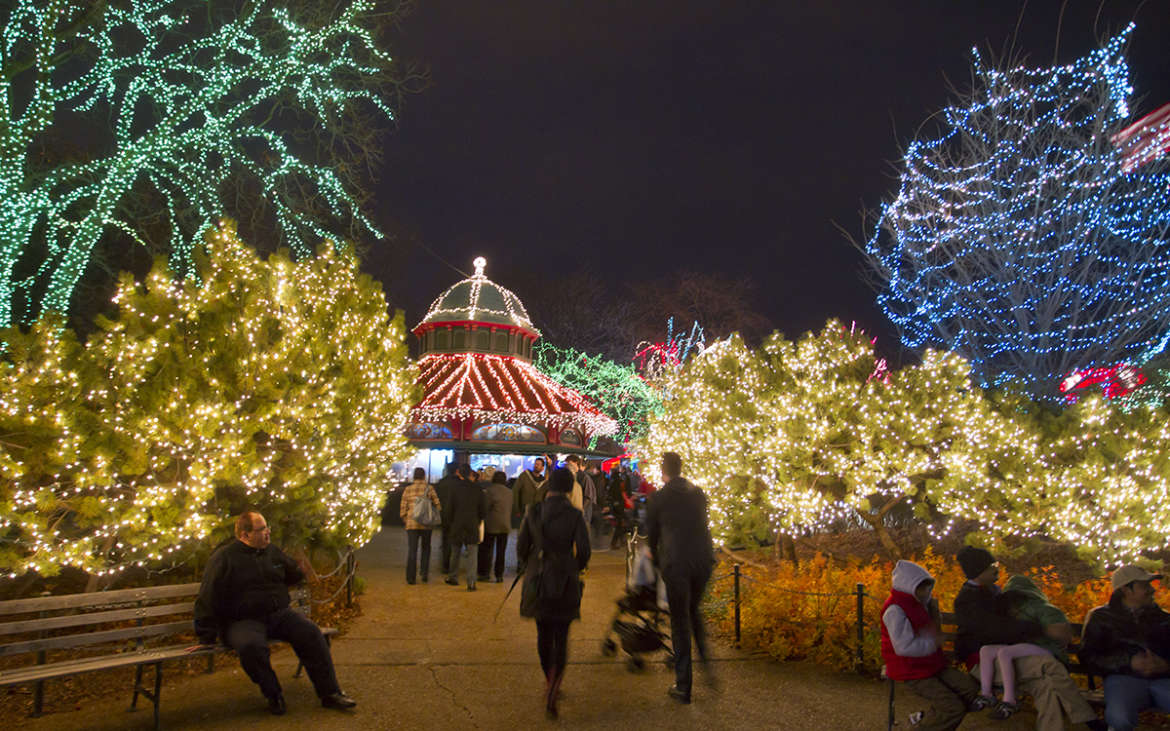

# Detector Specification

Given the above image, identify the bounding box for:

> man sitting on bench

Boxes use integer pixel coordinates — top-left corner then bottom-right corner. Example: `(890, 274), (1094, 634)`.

(1079, 565), (1170, 731)
(193, 511), (357, 715)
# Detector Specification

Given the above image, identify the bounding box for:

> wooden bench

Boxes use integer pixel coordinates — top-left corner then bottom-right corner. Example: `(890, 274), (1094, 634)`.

(0, 582), (336, 730)
(883, 611), (1102, 730)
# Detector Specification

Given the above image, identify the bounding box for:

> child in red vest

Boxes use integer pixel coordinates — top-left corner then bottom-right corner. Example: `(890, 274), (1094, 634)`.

(881, 560), (986, 730)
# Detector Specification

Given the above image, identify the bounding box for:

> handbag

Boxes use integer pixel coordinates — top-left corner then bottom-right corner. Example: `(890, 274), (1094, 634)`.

(410, 486), (441, 527)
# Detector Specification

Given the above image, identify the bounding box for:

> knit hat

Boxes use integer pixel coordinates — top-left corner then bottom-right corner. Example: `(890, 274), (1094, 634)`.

(1110, 564), (1163, 592)
(957, 546), (996, 579)
(548, 467), (574, 494)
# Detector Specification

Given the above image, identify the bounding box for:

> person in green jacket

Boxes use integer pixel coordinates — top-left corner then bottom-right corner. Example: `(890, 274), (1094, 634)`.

(974, 574), (1075, 720)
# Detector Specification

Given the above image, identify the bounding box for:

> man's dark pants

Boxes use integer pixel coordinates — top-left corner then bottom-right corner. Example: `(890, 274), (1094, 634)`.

(477, 532), (508, 579)
(440, 526), (452, 574)
(224, 607), (340, 700)
(406, 528), (433, 583)
(663, 567), (711, 695)
(903, 666), (979, 731)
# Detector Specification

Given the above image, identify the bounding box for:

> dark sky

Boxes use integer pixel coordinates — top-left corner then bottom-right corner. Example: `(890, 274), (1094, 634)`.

(368, 0), (1170, 355)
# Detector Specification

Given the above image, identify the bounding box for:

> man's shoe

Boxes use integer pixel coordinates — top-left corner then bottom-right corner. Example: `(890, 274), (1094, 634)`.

(494, 575), (504, 583)
(267, 694), (286, 715)
(321, 691), (357, 710)
(420, 575), (429, 583)
(467, 584), (476, 591)
(444, 577), (459, 586)
(667, 684), (691, 704)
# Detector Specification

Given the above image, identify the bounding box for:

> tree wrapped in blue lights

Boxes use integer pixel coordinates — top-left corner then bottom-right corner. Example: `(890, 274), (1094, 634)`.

(0, 0), (412, 329)
(865, 27), (1170, 398)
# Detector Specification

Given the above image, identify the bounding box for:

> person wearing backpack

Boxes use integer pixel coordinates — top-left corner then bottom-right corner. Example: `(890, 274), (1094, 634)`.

(517, 468), (591, 720)
(400, 467), (442, 584)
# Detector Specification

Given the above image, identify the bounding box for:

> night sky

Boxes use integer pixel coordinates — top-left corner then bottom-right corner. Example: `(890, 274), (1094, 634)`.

(369, 0), (1170, 358)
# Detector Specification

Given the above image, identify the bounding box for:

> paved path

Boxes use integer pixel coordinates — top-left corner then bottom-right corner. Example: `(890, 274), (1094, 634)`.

(20, 527), (1040, 730)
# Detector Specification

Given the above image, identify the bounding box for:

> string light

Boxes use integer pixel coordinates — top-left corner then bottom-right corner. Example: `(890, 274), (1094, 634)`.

(0, 221), (417, 578)
(0, 0), (395, 328)
(638, 319), (1170, 567)
(865, 26), (1170, 399)
(533, 342), (661, 443)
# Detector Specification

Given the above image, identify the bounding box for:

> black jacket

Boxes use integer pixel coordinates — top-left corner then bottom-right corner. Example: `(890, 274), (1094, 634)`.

(953, 581), (1042, 665)
(645, 477), (714, 578)
(444, 478), (485, 545)
(193, 540), (304, 643)
(434, 474), (462, 528)
(517, 495), (590, 622)
(1079, 597), (1170, 677)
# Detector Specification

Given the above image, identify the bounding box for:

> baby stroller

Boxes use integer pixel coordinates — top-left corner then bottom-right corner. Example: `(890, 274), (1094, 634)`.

(601, 538), (673, 672)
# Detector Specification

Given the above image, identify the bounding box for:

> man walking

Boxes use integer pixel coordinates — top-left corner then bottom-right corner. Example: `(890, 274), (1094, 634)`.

(193, 511), (356, 715)
(444, 463), (486, 590)
(478, 470), (512, 583)
(645, 452), (715, 704)
(512, 457), (546, 522)
(1079, 565), (1170, 731)
(434, 463), (462, 574)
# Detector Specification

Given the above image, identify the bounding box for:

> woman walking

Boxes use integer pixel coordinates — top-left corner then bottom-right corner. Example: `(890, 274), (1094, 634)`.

(517, 468), (591, 719)
(400, 467), (441, 584)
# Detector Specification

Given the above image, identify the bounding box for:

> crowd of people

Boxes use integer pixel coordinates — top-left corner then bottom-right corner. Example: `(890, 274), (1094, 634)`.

(881, 546), (1170, 731)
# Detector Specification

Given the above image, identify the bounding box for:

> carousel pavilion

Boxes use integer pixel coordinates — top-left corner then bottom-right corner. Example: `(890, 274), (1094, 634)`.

(397, 257), (617, 481)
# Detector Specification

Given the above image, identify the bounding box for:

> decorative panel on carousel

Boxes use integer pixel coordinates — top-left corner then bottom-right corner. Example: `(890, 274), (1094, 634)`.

(470, 422), (546, 443)
(406, 422), (454, 440)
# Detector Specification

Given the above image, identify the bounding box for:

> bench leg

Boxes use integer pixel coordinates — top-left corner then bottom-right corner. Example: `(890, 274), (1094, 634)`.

(887, 677), (895, 731)
(32, 679), (44, 717)
(151, 663), (162, 731)
(130, 663), (145, 710)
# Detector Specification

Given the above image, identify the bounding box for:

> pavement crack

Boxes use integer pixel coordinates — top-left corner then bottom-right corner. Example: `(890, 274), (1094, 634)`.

(427, 663), (477, 725)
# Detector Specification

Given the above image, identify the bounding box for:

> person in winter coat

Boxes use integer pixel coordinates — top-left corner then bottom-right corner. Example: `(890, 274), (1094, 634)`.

(477, 471), (512, 583)
(400, 467), (442, 584)
(1079, 565), (1170, 731)
(973, 574), (1073, 720)
(512, 457), (546, 521)
(433, 464), (462, 574)
(645, 452), (715, 704)
(881, 560), (980, 731)
(193, 512), (356, 715)
(606, 470), (632, 549)
(953, 546), (1104, 731)
(517, 468), (590, 720)
(443, 464), (486, 590)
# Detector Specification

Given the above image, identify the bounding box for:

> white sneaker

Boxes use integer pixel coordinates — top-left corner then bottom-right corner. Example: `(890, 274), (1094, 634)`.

(908, 710), (925, 726)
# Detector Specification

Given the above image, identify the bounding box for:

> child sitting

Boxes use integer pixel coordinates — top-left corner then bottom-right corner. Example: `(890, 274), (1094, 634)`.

(881, 560), (982, 729)
(974, 574), (1072, 720)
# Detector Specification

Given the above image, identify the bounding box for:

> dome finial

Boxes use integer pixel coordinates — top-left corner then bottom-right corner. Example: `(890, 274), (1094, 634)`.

(473, 256), (487, 277)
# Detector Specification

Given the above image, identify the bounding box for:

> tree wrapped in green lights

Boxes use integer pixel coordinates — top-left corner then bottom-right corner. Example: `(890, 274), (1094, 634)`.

(533, 342), (661, 443)
(864, 27), (1170, 398)
(0, 0), (414, 329)
(0, 221), (418, 580)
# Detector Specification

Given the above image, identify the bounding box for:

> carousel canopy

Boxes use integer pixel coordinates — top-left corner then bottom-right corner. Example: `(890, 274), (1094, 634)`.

(414, 257), (538, 337)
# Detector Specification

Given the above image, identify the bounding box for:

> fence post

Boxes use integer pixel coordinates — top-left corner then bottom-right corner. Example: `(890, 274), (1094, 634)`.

(345, 548), (355, 607)
(733, 563), (741, 648)
(856, 583), (865, 672)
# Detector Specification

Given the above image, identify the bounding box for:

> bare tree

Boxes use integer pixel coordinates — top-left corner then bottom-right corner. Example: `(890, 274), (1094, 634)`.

(861, 28), (1170, 399)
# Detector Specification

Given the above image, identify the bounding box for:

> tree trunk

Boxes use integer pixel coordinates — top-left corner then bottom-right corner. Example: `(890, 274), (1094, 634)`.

(778, 531), (798, 566)
(856, 509), (903, 560)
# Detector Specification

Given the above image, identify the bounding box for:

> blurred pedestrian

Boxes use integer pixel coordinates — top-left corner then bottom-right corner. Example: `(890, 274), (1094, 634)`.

(478, 471), (511, 583)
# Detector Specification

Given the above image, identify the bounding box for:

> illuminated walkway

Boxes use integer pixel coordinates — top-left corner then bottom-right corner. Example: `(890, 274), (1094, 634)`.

(20, 527), (1036, 730)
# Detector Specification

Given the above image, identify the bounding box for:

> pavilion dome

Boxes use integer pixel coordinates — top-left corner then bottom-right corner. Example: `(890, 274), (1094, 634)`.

(414, 257), (539, 337)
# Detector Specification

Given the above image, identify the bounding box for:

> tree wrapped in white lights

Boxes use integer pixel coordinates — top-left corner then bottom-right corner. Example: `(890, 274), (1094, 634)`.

(0, 0), (411, 329)
(864, 27), (1170, 398)
(640, 322), (982, 557)
(0, 221), (418, 579)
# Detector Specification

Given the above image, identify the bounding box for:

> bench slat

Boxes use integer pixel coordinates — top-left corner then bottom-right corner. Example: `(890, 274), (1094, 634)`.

(0, 583), (201, 616)
(0, 602), (192, 636)
(0, 621), (193, 657)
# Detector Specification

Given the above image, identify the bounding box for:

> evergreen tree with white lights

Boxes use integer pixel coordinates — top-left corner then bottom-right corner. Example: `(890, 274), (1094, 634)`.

(0, 222), (418, 581)
(0, 0), (414, 329)
(865, 27), (1170, 399)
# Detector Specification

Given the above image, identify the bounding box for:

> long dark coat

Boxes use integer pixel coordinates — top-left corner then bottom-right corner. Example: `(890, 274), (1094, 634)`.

(517, 495), (590, 622)
(444, 479), (485, 545)
(645, 477), (715, 579)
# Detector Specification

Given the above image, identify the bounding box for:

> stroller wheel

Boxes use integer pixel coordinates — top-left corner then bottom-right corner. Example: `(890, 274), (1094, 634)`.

(601, 638), (617, 657)
(626, 656), (645, 673)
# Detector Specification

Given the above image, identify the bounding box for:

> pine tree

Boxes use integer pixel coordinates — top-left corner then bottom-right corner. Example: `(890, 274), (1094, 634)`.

(0, 222), (418, 579)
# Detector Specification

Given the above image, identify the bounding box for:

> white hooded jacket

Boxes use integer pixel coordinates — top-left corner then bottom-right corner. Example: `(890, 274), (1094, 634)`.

(882, 559), (940, 657)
